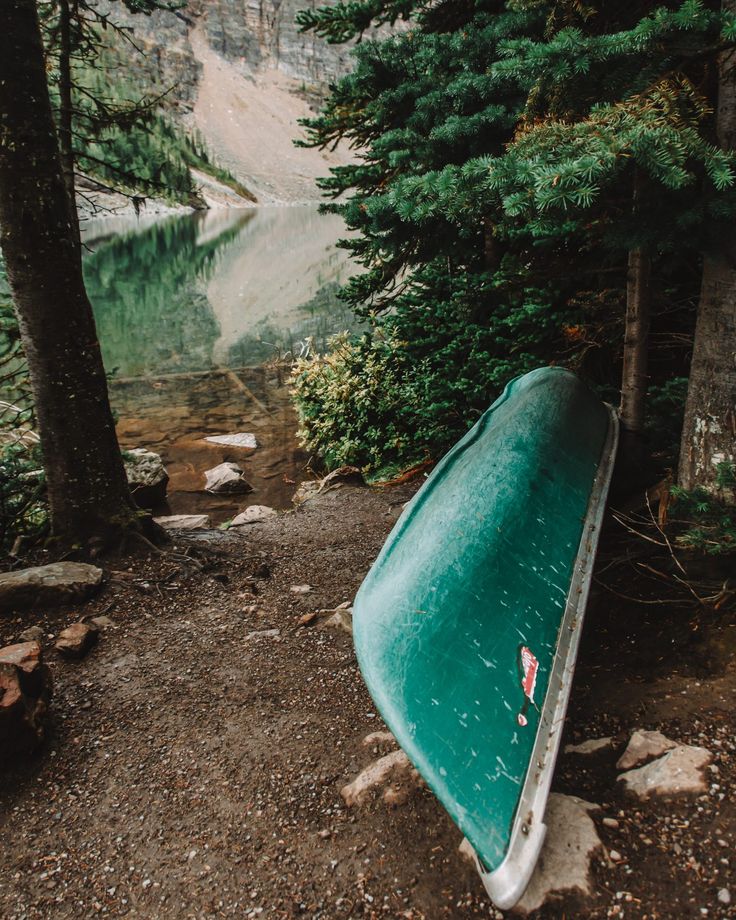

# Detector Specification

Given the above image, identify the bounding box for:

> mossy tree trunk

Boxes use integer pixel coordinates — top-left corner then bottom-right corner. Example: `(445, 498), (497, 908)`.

(0, 0), (155, 545)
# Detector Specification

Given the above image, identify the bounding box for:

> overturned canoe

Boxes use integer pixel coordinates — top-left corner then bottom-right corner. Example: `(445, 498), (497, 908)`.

(352, 367), (618, 908)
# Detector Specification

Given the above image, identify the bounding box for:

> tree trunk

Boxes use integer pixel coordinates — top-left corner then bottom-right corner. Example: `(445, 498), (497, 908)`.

(619, 244), (651, 437)
(57, 0), (80, 228)
(678, 9), (736, 497)
(0, 0), (150, 544)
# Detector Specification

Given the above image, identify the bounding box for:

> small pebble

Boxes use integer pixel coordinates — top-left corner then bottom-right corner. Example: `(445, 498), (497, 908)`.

(718, 889), (731, 906)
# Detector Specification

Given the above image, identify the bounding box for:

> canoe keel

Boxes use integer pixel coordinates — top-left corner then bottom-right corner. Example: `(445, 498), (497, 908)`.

(352, 368), (619, 908)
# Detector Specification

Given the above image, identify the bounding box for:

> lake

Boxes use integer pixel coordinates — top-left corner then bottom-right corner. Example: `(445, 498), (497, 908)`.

(82, 206), (355, 521)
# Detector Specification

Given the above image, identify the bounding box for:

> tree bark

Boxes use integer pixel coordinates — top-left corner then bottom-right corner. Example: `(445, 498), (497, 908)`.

(678, 5), (736, 497)
(0, 0), (149, 543)
(57, 0), (80, 228)
(619, 244), (651, 438)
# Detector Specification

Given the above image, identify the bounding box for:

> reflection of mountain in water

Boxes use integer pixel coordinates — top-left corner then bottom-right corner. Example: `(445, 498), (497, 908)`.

(83, 211), (249, 376)
(82, 206), (354, 378)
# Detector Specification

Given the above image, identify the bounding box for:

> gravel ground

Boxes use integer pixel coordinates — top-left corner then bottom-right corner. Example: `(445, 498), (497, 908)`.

(0, 484), (734, 919)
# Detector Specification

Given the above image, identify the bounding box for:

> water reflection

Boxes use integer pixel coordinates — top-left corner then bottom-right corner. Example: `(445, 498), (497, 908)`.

(81, 206), (355, 517)
(82, 205), (355, 377)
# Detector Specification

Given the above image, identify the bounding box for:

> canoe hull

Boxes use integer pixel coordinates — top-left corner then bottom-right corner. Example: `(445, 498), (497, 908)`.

(352, 367), (618, 907)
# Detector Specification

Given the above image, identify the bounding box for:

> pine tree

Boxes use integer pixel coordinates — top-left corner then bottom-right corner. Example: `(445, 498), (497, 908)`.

(297, 0), (736, 486)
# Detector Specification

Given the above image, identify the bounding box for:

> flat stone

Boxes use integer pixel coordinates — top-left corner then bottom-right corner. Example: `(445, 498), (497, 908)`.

(230, 505), (277, 526)
(290, 584), (312, 594)
(90, 615), (115, 629)
(154, 514), (211, 531)
(616, 729), (677, 770)
(514, 794), (603, 914)
(246, 629), (280, 639)
(341, 750), (416, 807)
(204, 433), (257, 450)
(0, 641), (51, 757)
(55, 622), (99, 660)
(0, 562), (103, 613)
(124, 448), (169, 508)
(617, 744), (712, 800)
(203, 462), (253, 494)
(362, 731), (395, 747)
(565, 737), (614, 756)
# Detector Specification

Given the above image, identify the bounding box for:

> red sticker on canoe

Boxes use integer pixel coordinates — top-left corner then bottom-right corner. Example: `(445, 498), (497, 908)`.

(520, 646), (538, 702)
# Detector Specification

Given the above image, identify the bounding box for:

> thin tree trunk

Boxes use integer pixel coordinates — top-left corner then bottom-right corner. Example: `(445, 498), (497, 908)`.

(0, 0), (152, 544)
(619, 245), (651, 436)
(678, 6), (736, 497)
(58, 0), (80, 227)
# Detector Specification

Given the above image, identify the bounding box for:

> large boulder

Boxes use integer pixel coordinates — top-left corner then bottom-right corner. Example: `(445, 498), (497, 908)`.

(123, 448), (169, 508)
(204, 462), (253, 494)
(0, 562), (103, 613)
(0, 641), (52, 758)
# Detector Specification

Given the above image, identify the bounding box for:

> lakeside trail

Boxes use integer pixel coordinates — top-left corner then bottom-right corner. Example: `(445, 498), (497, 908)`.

(0, 484), (734, 919)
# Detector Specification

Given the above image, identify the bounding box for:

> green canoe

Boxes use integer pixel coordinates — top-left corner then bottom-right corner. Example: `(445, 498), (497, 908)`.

(352, 367), (618, 908)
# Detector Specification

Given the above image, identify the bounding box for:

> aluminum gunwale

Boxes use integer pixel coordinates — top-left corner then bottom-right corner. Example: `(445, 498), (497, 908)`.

(474, 405), (619, 909)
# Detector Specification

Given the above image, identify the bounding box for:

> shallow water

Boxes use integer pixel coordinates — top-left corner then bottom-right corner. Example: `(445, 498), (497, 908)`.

(82, 206), (355, 520)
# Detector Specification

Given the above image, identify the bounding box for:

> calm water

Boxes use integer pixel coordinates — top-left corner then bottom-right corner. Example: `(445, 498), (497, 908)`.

(82, 206), (355, 375)
(82, 206), (355, 519)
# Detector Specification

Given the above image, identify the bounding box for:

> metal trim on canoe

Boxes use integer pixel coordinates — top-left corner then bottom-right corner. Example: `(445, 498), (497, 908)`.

(473, 404), (619, 909)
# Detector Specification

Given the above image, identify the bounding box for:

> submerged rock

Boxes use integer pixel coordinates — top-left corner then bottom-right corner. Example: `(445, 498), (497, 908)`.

(0, 562), (103, 612)
(0, 641), (52, 757)
(204, 432), (257, 450)
(204, 462), (253, 494)
(124, 448), (169, 508)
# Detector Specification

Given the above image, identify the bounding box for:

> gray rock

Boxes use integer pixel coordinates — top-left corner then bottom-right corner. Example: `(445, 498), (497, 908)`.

(204, 462), (253, 494)
(616, 729), (677, 771)
(514, 794), (603, 914)
(123, 448), (169, 508)
(230, 505), (277, 526)
(718, 889), (731, 906)
(55, 622), (99, 660)
(320, 608), (353, 635)
(204, 433), (257, 450)
(341, 750), (416, 807)
(154, 513), (211, 531)
(17, 625), (45, 643)
(618, 744), (712, 800)
(0, 562), (103, 612)
(246, 628), (280, 639)
(565, 737), (614, 756)
(0, 641), (52, 757)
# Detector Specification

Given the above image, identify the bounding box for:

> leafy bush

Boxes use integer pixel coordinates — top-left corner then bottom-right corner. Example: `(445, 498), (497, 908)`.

(292, 268), (578, 476)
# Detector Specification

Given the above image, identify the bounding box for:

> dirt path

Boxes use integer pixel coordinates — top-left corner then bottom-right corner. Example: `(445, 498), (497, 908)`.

(190, 25), (352, 204)
(0, 486), (734, 919)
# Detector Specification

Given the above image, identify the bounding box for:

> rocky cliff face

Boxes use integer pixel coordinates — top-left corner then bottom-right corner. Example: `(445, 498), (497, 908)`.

(201, 0), (353, 86)
(92, 0), (355, 203)
(99, 0), (351, 112)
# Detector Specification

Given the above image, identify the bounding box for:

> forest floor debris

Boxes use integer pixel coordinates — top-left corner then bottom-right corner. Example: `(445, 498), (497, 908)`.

(0, 484), (734, 919)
